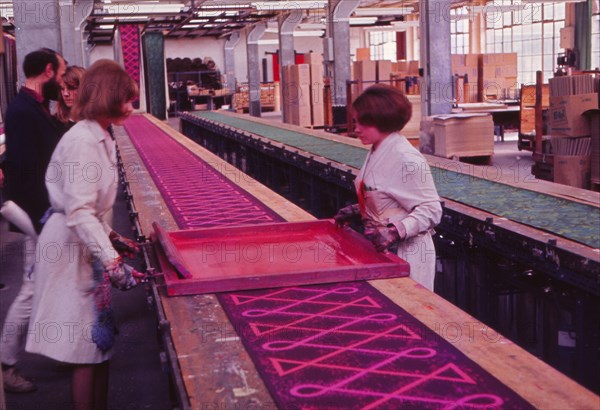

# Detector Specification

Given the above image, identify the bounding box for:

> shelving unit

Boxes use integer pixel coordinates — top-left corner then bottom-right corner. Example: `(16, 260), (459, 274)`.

(168, 70), (230, 112)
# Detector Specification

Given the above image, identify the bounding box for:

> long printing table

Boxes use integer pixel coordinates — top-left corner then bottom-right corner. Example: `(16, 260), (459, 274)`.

(180, 111), (599, 290)
(113, 114), (598, 409)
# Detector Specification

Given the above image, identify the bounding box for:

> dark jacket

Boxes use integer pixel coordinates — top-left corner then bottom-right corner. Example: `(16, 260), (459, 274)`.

(4, 88), (63, 233)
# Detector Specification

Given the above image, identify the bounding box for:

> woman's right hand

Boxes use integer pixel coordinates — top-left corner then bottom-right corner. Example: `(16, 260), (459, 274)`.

(334, 204), (361, 227)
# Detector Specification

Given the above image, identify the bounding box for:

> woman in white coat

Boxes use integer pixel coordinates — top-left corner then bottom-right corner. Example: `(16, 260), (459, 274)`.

(26, 59), (141, 410)
(335, 84), (442, 291)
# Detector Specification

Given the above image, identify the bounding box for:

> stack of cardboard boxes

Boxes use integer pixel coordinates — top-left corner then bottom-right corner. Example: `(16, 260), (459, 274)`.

(432, 113), (495, 159)
(548, 74), (599, 188)
(451, 54), (480, 103)
(282, 52), (325, 128)
(481, 53), (518, 101)
(282, 64), (311, 127)
(451, 53), (518, 103)
(353, 60), (418, 95)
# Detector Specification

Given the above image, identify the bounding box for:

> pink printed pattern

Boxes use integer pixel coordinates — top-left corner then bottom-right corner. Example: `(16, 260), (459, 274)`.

(119, 24), (141, 108)
(219, 284), (534, 409)
(124, 116), (281, 229)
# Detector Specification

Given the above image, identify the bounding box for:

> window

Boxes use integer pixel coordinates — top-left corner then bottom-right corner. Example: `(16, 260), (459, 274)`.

(451, 7), (470, 54)
(485, 0), (565, 84)
(592, 10), (600, 69)
(368, 31), (397, 61)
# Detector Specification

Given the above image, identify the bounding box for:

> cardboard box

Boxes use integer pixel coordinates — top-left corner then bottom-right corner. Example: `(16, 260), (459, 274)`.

(496, 65), (518, 78)
(377, 60), (394, 82)
(312, 103), (325, 127)
(296, 105), (312, 127)
(304, 52), (323, 65)
(356, 48), (370, 61)
(465, 54), (480, 67)
(452, 54), (466, 67)
(309, 63), (325, 127)
(353, 60), (377, 82)
(559, 27), (575, 50)
(554, 155), (591, 189)
(549, 93), (599, 136)
(290, 64), (311, 86)
(396, 60), (408, 73)
(408, 60), (419, 76)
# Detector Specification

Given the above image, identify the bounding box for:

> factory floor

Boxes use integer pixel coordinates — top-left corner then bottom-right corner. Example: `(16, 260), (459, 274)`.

(1, 113), (534, 410)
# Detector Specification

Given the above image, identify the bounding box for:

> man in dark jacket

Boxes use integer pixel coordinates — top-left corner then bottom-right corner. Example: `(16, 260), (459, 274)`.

(1, 48), (66, 393)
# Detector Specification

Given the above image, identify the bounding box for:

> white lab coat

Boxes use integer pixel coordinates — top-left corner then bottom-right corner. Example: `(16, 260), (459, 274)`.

(355, 132), (442, 291)
(26, 119), (120, 363)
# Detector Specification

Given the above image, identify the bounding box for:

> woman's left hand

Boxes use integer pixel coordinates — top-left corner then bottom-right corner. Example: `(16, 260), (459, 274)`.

(364, 225), (400, 252)
(109, 231), (140, 258)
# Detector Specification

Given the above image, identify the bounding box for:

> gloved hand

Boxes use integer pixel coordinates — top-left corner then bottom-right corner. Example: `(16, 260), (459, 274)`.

(334, 204), (361, 227)
(109, 231), (139, 259)
(364, 225), (401, 252)
(105, 259), (144, 290)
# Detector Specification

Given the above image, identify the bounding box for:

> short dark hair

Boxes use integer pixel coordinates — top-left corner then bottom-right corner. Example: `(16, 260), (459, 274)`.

(22, 48), (61, 78)
(73, 59), (138, 121)
(352, 84), (412, 134)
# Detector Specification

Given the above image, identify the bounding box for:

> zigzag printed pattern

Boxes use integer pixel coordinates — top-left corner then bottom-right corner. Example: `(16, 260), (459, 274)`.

(219, 283), (536, 409)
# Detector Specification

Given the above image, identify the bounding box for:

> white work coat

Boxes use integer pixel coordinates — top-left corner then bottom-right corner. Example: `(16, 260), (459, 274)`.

(355, 132), (442, 291)
(26, 119), (120, 364)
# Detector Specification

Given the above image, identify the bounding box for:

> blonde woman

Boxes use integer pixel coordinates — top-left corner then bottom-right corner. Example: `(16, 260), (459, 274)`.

(53, 65), (86, 134)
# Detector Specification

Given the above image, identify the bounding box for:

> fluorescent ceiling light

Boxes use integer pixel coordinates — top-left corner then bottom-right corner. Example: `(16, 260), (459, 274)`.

(182, 24), (198, 29)
(252, 1), (327, 10)
(196, 10), (227, 17)
(257, 39), (280, 45)
(349, 17), (377, 25)
(293, 30), (323, 37)
(103, 4), (184, 14)
(354, 7), (413, 17)
(98, 24), (115, 29)
(116, 15), (149, 21)
(298, 23), (326, 30)
(197, 0), (253, 8)
(190, 18), (209, 23)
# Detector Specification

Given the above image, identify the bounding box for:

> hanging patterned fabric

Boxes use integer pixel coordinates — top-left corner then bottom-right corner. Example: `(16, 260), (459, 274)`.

(119, 24), (141, 109)
(142, 32), (167, 120)
(1, 34), (18, 114)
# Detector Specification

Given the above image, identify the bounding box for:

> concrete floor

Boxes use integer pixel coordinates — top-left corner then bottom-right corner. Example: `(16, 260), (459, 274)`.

(1, 115), (534, 410)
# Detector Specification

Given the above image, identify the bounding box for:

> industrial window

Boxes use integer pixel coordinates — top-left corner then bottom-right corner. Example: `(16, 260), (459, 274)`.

(485, 0), (565, 84)
(592, 10), (600, 69)
(369, 31), (397, 61)
(450, 7), (470, 54)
